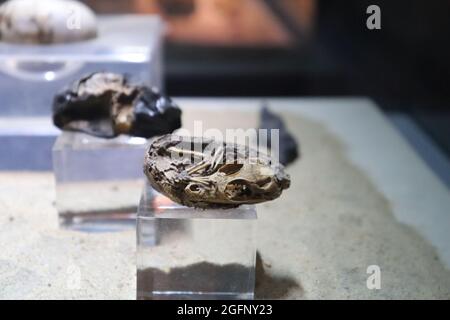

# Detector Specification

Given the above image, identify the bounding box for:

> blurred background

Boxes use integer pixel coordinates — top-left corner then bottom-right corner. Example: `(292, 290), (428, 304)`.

(1, 0), (449, 182)
(76, 0), (450, 157)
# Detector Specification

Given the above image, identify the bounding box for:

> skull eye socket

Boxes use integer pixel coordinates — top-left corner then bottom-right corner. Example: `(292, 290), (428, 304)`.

(189, 184), (200, 192)
(225, 179), (252, 200)
(218, 163), (243, 175)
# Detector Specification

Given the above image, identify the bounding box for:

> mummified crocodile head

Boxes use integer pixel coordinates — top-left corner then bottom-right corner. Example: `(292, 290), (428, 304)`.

(144, 134), (290, 209)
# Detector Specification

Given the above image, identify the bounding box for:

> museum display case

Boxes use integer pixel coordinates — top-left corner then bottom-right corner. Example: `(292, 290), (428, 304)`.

(0, 0), (449, 303)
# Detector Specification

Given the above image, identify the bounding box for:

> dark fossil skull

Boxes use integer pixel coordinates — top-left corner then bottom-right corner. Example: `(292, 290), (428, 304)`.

(144, 134), (291, 209)
(52, 72), (181, 138)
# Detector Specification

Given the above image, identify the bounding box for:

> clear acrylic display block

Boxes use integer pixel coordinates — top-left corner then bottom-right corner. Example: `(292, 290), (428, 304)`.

(137, 184), (257, 300)
(53, 131), (149, 232)
(0, 15), (162, 116)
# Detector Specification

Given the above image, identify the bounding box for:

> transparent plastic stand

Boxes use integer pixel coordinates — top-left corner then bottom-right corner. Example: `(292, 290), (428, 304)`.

(137, 183), (257, 300)
(52, 131), (149, 232)
(0, 15), (162, 117)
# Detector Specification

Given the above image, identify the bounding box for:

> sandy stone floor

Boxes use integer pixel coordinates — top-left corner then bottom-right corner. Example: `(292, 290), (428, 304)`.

(1, 100), (449, 299)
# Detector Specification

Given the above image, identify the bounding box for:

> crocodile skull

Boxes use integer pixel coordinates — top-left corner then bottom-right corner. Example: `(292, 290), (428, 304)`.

(144, 134), (290, 209)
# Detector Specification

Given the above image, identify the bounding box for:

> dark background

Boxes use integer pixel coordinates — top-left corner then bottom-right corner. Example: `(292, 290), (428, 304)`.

(165, 0), (450, 155)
